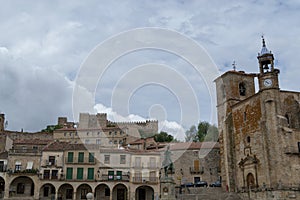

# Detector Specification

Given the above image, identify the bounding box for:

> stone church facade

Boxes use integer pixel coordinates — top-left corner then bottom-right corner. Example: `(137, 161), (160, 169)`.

(215, 38), (300, 199)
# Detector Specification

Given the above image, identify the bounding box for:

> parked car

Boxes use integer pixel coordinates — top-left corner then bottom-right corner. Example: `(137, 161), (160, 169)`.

(181, 182), (194, 187)
(209, 180), (221, 187)
(195, 181), (208, 187)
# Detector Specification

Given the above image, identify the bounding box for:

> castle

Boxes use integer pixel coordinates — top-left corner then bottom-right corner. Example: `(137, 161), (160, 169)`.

(215, 38), (300, 199)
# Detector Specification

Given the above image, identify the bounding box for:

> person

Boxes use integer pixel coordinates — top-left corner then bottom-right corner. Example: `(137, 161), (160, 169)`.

(162, 145), (173, 177)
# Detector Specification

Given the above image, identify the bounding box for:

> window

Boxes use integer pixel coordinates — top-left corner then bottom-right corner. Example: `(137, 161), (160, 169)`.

(114, 140), (117, 144)
(244, 112), (247, 121)
(135, 157), (141, 168)
(116, 171), (122, 180)
(86, 132), (89, 136)
(108, 170), (114, 180)
(49, 156), (55, 165)
(85, 139), (90, 144)
(104, 155), (110, 164)
(77, 168), (83, 180)
(66, 168), (73, 180)
(194, 160), (200, 171)
(69, 132), (72, 136)
(239, 82), (246, 96)
(33, 146), (38, 150)
(285, 114), (290, 127)
(150, 157), (156, 168)
(114, 131), (117, 135)
(67, 152), (74, 163)
(17, 183), (25, 194)
(43, 170), (50, 179)
(78, 152), (84, 163)
(89, 153), (95, 163)
(120, 155), (126, 164)
(109, 140), (112, 144)
(87, 168), (94, 180)
(96, 139), (101, 145)
(298, 142), (300, 153)
(109, 131), (112, 135)
(247, 136), (251, 143)
(15, 164), (21, 171)
(64, 132), (67, 136)
(51, 170), (58, 179)
(97, 132), (101, 135)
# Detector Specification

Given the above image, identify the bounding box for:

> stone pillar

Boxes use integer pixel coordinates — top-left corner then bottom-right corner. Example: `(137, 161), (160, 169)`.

(55, 189), (58, 200)
(160, 177), (176, 200)
(73, 191), (76, 200)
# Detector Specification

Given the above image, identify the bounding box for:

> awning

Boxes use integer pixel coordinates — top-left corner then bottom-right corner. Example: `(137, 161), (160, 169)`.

(15, 161), (21, 165)
(26, 161), (33, 169)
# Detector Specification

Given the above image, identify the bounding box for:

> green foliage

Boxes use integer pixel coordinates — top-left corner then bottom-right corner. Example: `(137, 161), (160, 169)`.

(154, 131), (174, 142)
(41, 124), (62, 133)
(185, 121), (219, 142)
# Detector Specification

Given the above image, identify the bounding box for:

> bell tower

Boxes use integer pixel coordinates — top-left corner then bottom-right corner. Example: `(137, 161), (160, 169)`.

(257, 37), (280, 91)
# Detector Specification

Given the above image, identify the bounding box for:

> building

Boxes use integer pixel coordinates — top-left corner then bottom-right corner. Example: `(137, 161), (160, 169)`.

(215, 38), (300, 199)
(53, 113), (159, 147)
(165, 142), (220, 186)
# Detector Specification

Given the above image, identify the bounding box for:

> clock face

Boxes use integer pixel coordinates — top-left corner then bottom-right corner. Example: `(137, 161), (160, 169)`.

(263, 79), (273, 87)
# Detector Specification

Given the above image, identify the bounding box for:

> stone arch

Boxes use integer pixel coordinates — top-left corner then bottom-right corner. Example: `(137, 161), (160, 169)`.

(112, 183), (128, 200)
(95, 183), (110, 200)
(39, 183), (55, 200)
(0, 176), (4, 199)
(76, 183), (92, 200)
(246, 173), (255, 188)
(283, 96), (300, 129)
(239, 82), (246, 96)
(135, 185), (154, 200)
(58, 183), (74, 200)
(9, 176), (34, 198)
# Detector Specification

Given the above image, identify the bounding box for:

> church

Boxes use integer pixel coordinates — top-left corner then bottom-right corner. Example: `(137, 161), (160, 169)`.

(215, 38), (300, 199)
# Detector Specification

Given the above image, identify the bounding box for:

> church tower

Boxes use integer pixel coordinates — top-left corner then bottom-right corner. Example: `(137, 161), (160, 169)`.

(257, 36), (280, 91)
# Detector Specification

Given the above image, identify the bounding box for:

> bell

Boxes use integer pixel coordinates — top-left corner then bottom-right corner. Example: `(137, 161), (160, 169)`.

(263, 64), (269, 70)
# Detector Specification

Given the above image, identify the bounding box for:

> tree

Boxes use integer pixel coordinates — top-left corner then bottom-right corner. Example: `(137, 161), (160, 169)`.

(185, 121), (219, 142)
(185, 125), (198, 142)
(154, 131), (174, 142)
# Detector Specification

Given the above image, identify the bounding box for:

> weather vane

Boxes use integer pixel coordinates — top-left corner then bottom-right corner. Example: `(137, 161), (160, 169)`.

(232, 60), (236, 71)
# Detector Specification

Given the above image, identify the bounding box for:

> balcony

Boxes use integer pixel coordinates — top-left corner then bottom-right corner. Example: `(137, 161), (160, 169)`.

(98, 174), (130, 182)
(65, 157), (96, 164)
(41, 159), (62, 168)
(0, 165), (7, 172)
(9, 149), (41, 156)
(190, 167), (204, 174)
(132, 176), (158, 184)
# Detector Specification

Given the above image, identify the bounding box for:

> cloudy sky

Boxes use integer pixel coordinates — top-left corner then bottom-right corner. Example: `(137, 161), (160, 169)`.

(1, 0), (300, 140)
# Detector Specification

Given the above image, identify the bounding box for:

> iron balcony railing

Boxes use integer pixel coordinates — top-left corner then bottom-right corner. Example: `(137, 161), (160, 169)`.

(132, 176), (158, 184)
(98, 174), (130, 181)
(64, 157), (96, 164)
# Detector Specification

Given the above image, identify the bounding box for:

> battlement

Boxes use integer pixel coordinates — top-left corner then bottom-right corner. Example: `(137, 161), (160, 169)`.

(0, 113), (5, 132)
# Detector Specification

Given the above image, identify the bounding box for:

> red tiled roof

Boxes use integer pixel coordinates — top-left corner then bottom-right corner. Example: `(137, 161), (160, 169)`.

(159, 142), (219, 151)
(13, 139), (53, 145)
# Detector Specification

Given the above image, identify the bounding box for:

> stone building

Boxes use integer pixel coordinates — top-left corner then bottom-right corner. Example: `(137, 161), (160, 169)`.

(165, 142), (220, 186)
(215, 38), (300, 199)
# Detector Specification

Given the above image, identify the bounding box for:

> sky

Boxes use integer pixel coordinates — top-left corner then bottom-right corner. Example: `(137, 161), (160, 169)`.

(1, 0), (300, 140)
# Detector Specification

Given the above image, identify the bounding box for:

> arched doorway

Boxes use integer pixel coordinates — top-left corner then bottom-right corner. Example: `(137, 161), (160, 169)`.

(112, 184), (128, 200)
(76, 184), (92, 200)
(0, 177), (5, 199)
(9, 176), (34, 198)
(40, 183), (55, 200)
(58, 183), (73, 200)
(136, 185), (154, 200)
(246, 173), (255, 188)
(95, 184), (110, 200)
